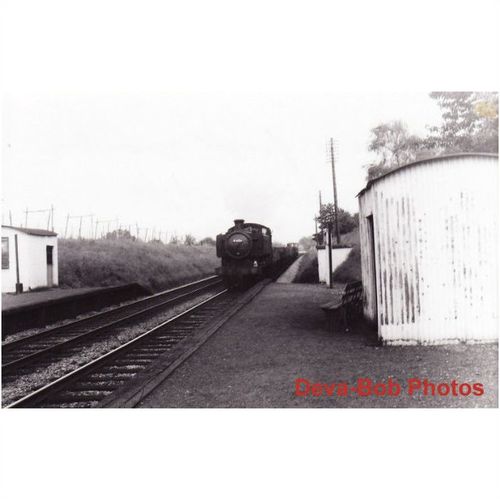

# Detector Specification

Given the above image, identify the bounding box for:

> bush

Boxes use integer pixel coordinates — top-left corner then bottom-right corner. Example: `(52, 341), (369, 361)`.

(337, 227), (359, 246)
(58, 238), (219, 292)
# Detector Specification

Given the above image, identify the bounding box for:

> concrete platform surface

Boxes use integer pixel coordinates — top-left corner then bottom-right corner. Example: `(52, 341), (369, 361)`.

(276, 255), (304, 283)
(138, 283), (498, 408)
(2, 287), (104, 311)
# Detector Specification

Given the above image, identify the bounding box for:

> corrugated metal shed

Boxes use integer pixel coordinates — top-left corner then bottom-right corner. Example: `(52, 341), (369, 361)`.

(358, 154), (498, 344)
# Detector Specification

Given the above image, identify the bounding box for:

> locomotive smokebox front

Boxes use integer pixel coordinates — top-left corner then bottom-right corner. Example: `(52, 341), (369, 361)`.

(225, 231), (252, 259)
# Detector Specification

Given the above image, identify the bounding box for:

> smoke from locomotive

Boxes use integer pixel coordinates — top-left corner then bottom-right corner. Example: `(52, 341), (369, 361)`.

(216, 219), (298, 287)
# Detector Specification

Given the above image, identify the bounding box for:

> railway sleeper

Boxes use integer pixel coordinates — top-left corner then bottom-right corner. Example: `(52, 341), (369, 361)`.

(2, 355), (29, 364)
(3, 351), (46, 361)
(71, 381), (122, 391)
(120, 354), (159, 361)
(115, 360), (154, 368)
(132, 349), (169, 357)
(132, 347), (171, 353)
(51, 390), (113, 402)
(157, 331), (190, 336)
(156, 333), (188, 339)
(15, 343), (56, 353)
(122, 353), (170, 359)
(105, 364), (147, 372)
(178, 320), (207, 326)
(87, 372), (137, 381)
(141, 341), (178, 349)
(39, 402), (96, 408)
(104, 363), (147, 371)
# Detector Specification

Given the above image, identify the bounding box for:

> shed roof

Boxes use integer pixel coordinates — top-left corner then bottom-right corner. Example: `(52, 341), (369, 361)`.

(357, 152), (498, 197)
(2, 225), (58, 237)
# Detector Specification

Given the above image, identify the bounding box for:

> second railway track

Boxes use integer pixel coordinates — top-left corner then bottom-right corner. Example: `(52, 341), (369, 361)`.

(2, 276), (223, 379)
(5, 286), (253, 408)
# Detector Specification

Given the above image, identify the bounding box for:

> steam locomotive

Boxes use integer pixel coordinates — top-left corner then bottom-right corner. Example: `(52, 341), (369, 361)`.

(216, 219), (298, 287)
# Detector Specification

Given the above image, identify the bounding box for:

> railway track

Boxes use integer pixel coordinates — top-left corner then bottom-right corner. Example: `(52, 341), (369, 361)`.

(6, 288), (241, 408)
(2, 276), (223, 379)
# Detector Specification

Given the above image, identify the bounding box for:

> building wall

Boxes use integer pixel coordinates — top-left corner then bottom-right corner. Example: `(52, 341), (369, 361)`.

(317, 247), (352, 285)
(1, 227), (59, 293)
(358, 155), (498, 344)
(2, 230), (17, 292)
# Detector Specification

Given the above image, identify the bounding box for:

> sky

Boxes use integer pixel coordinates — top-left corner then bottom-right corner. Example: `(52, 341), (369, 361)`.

(1, 0), (496, 243)
(2, 92), (443, 242)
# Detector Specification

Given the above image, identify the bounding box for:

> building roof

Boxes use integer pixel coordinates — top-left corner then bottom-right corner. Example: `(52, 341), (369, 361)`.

(1, 225), (58, 237)
(357, 153), (498, 197)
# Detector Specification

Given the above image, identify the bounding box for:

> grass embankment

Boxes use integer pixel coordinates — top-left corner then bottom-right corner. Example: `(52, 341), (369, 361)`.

(331, 244), (361, 282)
(293, 228), (362, 284)
(293, 249), (319, 283)
(59, 239), (219, 292)
(332, 227), (361, 282)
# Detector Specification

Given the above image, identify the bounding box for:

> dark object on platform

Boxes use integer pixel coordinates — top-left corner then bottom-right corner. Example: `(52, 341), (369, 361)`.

(321, 281), (363, 333)
(215, 219), (298, 287)
(2, 283), (150, 339)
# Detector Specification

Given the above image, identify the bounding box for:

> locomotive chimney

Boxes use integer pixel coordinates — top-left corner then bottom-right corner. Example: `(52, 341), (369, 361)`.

(234, 219), (245, 227)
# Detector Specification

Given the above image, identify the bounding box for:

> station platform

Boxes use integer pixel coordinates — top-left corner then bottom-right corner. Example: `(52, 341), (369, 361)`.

(2, 287), (104, 312)
(2, 283), (148, 338)
(138, 282), (498, 408)
(276, 254), (304, 283)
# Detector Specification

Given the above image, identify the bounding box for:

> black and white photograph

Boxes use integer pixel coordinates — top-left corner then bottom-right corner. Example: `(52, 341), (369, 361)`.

(1, 1), (499, 499)
(2, 92), (498, 409)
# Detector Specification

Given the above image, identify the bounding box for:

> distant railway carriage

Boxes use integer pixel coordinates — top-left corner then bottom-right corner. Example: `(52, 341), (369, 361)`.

(216, 219), (297, 287)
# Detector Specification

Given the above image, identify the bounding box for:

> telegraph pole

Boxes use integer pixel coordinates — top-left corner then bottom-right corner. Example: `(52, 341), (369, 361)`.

(327, 222), (333, 288)
(329, 138), (340, 244)
(24, 207), (53, 230)
(65, 214), (94, 239)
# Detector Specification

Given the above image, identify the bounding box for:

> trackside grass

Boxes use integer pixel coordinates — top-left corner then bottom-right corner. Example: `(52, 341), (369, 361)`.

(293, 249), (319, 283)
(58, 239), (219, 292)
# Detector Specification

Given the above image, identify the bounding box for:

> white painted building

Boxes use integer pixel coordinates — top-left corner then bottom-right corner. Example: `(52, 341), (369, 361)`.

(2, 226), (59, 293)
(317, 245), (352, 285)
(358, 153), (498, 344)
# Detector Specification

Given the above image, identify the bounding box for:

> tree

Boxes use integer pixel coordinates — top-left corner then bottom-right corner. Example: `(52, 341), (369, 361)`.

(365, 120), (425, 180)
(363, 93), (498, 183)
(184, 234), (196, 246)
(199, 236), (216, 246)
(169, 234), (179, 245)
(426, 92), (498, 153)
(104, 229), (136, 241)
(316, 204), (358, 234)
(298, 236), (315, 252)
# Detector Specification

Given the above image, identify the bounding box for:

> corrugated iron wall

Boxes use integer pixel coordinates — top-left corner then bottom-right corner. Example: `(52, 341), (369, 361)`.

(358, 155), (498, 344)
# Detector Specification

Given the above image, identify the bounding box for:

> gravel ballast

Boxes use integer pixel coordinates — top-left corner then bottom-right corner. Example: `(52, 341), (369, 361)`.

(2, 292), (216, 406)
